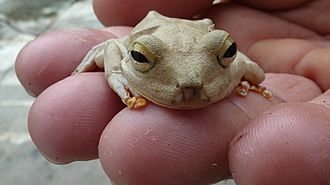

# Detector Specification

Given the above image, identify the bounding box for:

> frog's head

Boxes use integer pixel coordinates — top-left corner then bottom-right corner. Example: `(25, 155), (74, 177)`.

(121, 11), (242, 109)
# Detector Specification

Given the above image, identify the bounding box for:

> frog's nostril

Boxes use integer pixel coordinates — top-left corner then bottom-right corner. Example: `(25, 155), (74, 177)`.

(177, 81), (203, 89)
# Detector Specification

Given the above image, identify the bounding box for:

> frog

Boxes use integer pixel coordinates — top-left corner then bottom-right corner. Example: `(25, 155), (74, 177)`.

(73, 11), (271, 110)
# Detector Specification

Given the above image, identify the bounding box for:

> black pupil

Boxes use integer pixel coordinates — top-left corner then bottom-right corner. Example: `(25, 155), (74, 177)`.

(223, 42), (237, 58)
(131, 50), (149, 63)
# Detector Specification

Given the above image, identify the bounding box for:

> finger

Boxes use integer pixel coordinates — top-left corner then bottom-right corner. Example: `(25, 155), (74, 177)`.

(28, 73), (124, 164)
(262, 73), (321, 102)
(235, 0), (311, 10)
(15, 28), (132, 97)
(98, 74), (320, 185)
(205, 3), (330, 90)
(229, 101), (330, 185)
(205, 3), (320, 52)
(92, 0), (212, 26)
(273, 0), (330, 35)
(248, 39), (330, 91)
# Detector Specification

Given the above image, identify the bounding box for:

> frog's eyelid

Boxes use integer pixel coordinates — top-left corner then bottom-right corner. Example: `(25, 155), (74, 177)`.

(200, 30), (230, 49)
(127, 25), (160, 45)
(130, 35), (166, 56)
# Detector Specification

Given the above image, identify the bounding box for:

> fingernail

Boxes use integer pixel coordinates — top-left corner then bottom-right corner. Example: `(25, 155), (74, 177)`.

(25, 88), (37, 98)
(39, 152), (71, 165)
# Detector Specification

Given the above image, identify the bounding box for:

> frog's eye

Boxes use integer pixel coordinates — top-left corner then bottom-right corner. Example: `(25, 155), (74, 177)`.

(130, 42), (156, 72)
(217, 42), (237, 68)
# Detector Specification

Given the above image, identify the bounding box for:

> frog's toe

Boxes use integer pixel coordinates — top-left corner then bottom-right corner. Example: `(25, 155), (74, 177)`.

(72, 69), (81, 75)
(124, 96), (147, 109)
(236, 81), (272, 99)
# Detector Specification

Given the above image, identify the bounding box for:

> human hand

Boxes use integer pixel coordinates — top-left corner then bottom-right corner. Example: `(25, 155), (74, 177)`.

(15, 0), (330, 185)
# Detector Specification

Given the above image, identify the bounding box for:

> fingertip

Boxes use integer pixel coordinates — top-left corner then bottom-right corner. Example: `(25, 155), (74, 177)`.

(28, 73), (123, 163)
(15, 29), (116, 96)
(295, 48), (330, 91)
(229, 103), (330, 185)
(99, 104), (233, 185)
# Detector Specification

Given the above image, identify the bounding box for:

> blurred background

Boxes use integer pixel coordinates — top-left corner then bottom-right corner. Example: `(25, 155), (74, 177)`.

(0, 0), (234, 184)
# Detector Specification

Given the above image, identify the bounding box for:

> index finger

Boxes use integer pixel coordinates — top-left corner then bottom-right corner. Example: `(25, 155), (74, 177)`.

(92, 0), (212, 26)
(15, 28), (132, 96)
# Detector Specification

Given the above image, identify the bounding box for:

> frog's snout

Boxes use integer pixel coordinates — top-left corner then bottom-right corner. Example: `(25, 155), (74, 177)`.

(181, 86), (202, 101)
(177, 81), (204, 101)
(170, 82), (212, 108)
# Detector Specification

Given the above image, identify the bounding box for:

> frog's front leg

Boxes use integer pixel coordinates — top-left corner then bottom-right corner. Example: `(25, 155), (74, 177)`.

(73, 42), (106, 74)
(104, 40), (147, 109)
(237, 52), (272, 98)
(108, 73), (147, 109)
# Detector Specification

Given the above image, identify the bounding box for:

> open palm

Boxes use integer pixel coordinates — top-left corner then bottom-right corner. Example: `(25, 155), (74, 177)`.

(16, 0), (330, 184)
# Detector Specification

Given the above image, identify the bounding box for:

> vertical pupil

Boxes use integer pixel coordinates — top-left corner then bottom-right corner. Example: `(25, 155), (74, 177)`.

(223, 42), (237, 58)
(131, 50), (149, 63)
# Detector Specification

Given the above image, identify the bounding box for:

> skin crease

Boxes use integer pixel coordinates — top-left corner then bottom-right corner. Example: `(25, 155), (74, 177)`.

(15, 0), (330, 185)
(235, 0), (311, 10)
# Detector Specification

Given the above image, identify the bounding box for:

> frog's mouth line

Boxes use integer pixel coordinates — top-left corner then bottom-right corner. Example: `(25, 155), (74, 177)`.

(148, 97), (213, 110)
(139, 91), (214, 110)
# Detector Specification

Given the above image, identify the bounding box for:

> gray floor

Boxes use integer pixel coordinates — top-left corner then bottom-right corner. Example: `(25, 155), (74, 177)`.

(0, 0), (235, 184)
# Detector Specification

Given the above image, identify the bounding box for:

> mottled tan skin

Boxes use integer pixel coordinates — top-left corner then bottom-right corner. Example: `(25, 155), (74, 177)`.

(73, 11), (265, 109)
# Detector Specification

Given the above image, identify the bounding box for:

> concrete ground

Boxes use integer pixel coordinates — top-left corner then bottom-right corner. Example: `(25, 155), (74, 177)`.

(0, 0), (235, 184)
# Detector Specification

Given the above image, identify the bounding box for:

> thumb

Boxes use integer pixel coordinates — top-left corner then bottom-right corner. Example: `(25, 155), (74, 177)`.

(229, 90), (330, 185)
